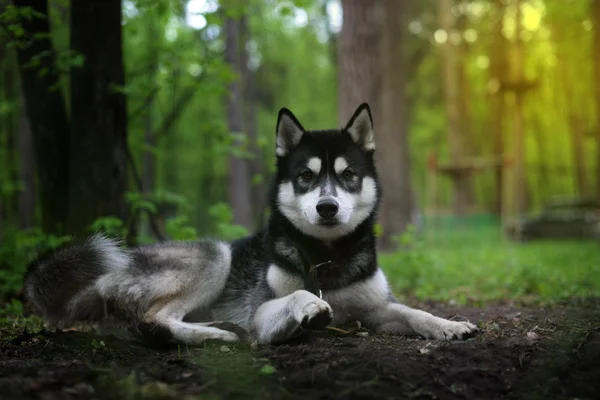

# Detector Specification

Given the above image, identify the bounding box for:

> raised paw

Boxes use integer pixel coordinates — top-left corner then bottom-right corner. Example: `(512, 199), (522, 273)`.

(300, 299), (333, 330)
(421, 319), (479, 340)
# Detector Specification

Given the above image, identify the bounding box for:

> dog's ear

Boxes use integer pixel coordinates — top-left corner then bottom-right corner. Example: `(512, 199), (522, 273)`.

(276, 108), (305, 157)
(344, 103), (375, 152)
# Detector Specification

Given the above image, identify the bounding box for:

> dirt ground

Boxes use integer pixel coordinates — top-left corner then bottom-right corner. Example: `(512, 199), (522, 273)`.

(1, 299), (599, 400)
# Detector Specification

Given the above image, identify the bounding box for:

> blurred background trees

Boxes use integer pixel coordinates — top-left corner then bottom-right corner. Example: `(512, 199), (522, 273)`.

(1, 0), (600, 252)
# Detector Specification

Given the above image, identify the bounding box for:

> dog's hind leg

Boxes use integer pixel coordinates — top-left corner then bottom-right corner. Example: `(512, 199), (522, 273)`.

(251, 289), (333, 344)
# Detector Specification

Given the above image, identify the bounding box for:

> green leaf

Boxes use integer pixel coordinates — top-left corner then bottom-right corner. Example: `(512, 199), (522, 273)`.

(259, 364), (276, 375)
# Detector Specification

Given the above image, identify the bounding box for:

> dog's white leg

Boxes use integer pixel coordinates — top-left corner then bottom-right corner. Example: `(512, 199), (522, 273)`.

(155, 317), (240, 345)
(146, 303), (240, 345)
(251, 289), (333, 344)
(365, 302), (478, 340)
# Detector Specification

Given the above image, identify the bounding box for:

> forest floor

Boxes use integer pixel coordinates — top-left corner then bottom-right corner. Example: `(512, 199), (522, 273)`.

(2, 297), (600, 400)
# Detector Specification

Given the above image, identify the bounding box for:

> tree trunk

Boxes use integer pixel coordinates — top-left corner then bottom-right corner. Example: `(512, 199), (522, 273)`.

(139, 18), (159, 239)
(593, 0), (600, 198)
(240, 15), (265, 227)
(18, 90), (36, 229)
(439, 0), (469, 215)
(338, 0), (382, 123)
(489, 0), (507, 214)
(2, 42), (18, 219)
(14, 0), (70, 234)
(224, 12), (252, 229)
(338, 0), (416, 249)
(377, 0), (417, 248)
(68, 0), (128, 234)
(511, 0), (527, 215)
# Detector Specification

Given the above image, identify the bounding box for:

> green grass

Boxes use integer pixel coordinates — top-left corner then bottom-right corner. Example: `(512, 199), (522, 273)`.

(380, 225), (600, 304)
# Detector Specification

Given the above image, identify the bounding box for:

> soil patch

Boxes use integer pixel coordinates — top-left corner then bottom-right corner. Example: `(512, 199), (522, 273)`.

(2, 299), (599, 400)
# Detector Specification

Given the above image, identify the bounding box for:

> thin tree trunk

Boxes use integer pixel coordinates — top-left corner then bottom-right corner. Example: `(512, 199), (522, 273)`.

(531, 107), (550, 203)
(512, 0), (527, 215)
(593, 0), (600, 198)
(439, 0), (469, 215)
(18, 90), (36, 229)
(68, 0), (128, 234)
(14, 0), (70, 234)
(139, 18), (159, 239)
(489, 0), (507, 214)
(569, 114), (588, 195)
(225, 13), (252, 229)
(240, 15), (265, 226)
(3, 45), (18, 219)
(457, 14), (476, 209)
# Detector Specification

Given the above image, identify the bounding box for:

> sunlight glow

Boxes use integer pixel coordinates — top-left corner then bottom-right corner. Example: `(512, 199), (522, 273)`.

(434, 29), (448, 44)
(327, 1), (343, 33)
(186, 0), (213, 30)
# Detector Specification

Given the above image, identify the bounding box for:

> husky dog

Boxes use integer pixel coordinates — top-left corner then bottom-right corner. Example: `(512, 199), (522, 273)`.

(24, 104), (478, 346)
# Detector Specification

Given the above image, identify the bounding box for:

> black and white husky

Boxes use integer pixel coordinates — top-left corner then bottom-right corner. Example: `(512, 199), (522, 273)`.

(24, 104), (478, 346)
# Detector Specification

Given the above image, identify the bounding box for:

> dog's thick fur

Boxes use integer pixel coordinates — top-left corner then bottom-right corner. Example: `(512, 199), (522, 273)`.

(24, 104), (478, 346)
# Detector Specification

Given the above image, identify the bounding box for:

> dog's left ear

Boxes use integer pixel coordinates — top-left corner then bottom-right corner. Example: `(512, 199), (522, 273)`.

(344, 103), (375, 152)
(276, 108), (305, 157)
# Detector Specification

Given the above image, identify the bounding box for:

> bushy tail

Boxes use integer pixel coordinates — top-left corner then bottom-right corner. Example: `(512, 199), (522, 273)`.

(23, 234), (130, 327)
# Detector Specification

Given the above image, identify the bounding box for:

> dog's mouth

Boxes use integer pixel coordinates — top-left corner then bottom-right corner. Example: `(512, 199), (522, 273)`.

(318, 219), (340, 227)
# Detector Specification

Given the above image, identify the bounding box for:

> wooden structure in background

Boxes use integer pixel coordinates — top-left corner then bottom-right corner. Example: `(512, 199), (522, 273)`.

(425, 152), (513, 228)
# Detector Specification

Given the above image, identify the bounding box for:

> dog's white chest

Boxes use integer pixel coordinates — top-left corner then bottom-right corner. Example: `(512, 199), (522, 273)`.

(266, 264), (390, 325)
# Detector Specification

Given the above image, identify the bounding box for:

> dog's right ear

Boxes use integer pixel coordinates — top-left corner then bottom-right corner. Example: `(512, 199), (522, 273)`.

(276, 108), (305, 157)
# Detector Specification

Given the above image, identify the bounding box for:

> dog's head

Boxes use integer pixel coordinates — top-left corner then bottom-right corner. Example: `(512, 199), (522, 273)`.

(273, 103), (380, 241)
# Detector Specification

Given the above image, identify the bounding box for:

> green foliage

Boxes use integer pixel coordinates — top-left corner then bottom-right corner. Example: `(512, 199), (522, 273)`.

(208, 202), (250, 241)
(165, 215), (199, 241)
(0, 229), (72, 299)
(89, 217), (127, 237)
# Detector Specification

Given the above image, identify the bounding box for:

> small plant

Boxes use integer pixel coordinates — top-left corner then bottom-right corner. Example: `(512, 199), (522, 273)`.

(208, 202), (249, 241)
(91, 339), (106, 350)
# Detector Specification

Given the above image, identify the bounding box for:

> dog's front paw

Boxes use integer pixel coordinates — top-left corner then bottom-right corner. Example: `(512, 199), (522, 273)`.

(300, 299), (333, 330)
(420, 318), (479, 340)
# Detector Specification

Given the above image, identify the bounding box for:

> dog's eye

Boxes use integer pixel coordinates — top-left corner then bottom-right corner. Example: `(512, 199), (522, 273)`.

(342, 169), (356, 180)
(300, 170), (313, 182)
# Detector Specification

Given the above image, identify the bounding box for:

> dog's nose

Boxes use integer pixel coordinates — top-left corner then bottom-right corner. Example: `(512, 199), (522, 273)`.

(316, 198), (339, 218)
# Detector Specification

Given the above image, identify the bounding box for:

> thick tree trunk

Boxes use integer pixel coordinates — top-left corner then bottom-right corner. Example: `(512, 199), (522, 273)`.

(594, 0), (600, 198)
(338, 0), (382, 123)
(18, 90), (36, 229)
(225, 13), (252, 229)
(439, 0), (469, 215)
(338, 0), (416, 249)
(14, 0), (70, 234)
(376, 0), (417, 248)
(68, 0), (128, 234)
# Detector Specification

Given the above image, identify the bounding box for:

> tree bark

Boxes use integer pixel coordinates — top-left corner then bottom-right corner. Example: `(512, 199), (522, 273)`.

(240, 14), (265, 227)
(224, 12), (252, 229)
(68, 0), (128, 234)
(511, 0), (527, 215)
(377, 0), (417, 248)
(338, 0), (382, 123)
(489, 0), (507, 214)
(18, 90), (36, 229)
(593, 0), (600, 198)
(338, 0), (416, 249)
(14, 0), (70, 234)
(439, 0), (470, 215)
